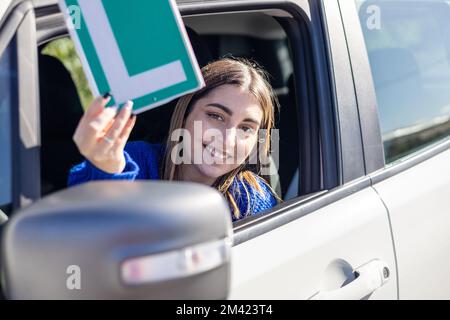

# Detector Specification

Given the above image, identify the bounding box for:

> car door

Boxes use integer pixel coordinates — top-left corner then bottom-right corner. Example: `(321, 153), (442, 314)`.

(230, 186), (396, 300)
(0, 0), (40, 299)
(350, 0), (450, 299)
(227, 0), (397, 300)
(0, 0), (40, 213)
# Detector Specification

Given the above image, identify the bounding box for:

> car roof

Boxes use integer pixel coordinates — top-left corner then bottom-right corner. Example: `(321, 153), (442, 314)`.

(0, 0), (212, 28)
(2, 0), (290, 38)
(0, 0), (13, 23)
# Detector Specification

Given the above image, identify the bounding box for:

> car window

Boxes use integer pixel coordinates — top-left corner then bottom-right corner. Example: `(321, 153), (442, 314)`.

(38, 10), (300, 203)
(356, 0), (450, 163)
(0, 38), (17, 208)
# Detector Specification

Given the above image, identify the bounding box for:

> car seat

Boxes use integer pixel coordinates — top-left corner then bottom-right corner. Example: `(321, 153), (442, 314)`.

(39, 53), (84, 195)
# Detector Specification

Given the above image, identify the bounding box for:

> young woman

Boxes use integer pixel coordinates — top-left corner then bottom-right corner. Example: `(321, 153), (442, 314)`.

(68, 58), (281, 221)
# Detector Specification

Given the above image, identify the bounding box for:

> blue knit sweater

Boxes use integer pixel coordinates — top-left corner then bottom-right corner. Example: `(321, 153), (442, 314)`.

(67, 141), (277, 221)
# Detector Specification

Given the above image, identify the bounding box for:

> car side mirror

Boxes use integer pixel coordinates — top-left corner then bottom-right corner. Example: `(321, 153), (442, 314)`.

(1, 181), (233, 299)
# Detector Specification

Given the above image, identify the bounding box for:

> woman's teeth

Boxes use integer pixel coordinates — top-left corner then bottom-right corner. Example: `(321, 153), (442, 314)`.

(204, 144), (229, 161)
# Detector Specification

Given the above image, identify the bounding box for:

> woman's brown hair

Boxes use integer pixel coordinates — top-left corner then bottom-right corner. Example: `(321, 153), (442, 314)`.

(161, 57), (281, 219)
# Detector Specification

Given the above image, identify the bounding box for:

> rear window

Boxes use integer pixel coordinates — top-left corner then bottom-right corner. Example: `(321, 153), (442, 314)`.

(356, 0), (450, 163)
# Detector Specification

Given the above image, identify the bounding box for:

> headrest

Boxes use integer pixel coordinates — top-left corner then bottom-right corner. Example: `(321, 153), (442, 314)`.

(38, 54), (84, 137)
(185, 26), (213, 68)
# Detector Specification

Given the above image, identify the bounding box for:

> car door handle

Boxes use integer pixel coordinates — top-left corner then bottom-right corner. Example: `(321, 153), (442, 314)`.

(309, 260), (390, 300)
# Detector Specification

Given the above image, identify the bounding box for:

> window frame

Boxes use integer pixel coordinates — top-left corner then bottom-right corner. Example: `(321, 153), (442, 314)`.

(234, 0), (367, 245)
(173, 1), (332, 197)
(179, 0), (342, 242)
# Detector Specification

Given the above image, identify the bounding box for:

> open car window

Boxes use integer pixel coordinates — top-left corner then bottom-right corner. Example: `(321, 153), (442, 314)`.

(38, 9), (309, 223)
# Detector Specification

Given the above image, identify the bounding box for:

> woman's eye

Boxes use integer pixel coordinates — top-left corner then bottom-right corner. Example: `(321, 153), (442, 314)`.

(240, 126), (254, 134)
(207, 113), (224, 121)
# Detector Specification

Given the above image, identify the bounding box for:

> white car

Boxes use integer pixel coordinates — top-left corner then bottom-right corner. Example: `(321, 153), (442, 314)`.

(0, 0), (449, 299)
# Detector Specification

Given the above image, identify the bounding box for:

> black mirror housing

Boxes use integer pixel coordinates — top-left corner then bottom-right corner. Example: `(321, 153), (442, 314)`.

(2, 181), (233, 299)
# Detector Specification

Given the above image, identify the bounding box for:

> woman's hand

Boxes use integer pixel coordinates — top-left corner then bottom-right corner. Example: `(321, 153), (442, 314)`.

(73, 94), (136, 174)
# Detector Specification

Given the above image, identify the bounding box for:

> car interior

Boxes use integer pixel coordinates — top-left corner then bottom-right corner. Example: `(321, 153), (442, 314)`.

(37, 10), (302, 210)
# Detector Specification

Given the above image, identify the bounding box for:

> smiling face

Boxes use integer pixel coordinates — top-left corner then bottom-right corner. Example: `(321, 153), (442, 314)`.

(182, 84), (264, 181)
